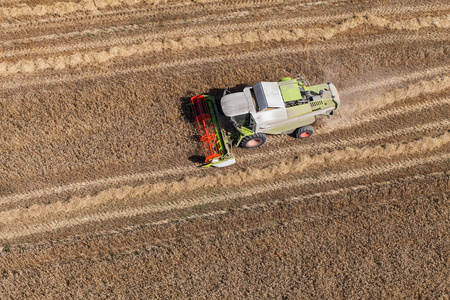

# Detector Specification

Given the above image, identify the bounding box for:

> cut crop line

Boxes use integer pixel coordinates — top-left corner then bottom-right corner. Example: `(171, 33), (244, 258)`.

(340, 66), (450, 95)
(1, 13), (448, 77)
(321, 96), (450, 135)
(144, 171), (448, 233)
(1, 152), (447, 241)
(0, 12), (366, 58)
(0, 0), (327, 26)
(162, 189), (448, 256)
(2, 3), (447, 58)
(324, 77), (450, 133)
(0, 0), (353, 47)
(0, 2), (180, 27)
(241, 118), (450, 163)
(0, 0), (164, 19)
(1, 0), (445, 31)
(0, 165), (197, 206)
(1, 33), (447, 91)
(0, 133), (448, 228)
(9, 170), (445, 253)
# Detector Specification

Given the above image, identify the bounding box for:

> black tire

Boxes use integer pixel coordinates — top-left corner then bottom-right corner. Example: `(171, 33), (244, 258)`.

(295, 125), (314, 139)
(240, 133), (267, 148)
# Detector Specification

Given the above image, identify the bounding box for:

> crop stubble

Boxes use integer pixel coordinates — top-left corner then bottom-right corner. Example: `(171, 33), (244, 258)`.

(0, 0), (449, 298)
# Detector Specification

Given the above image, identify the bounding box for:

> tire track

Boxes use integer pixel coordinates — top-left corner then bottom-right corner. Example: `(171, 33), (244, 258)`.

(137, 171), (448, 239)
(6, 170), (444, 254)
(1, 133), (448, 227)
(1, 0), (445, 33)
(2, 3), (447, 58)
(0, 164), (197, 206)
(321, 95), (450, 134)
(0, 12), (362, 58)
(0, 0), (350, 47)
(1, 14), (448, 76)
(0, 0), (160, 19)
(1, 149), (447, 241)
(0, 0), (316, 28)
(1, 31), (447, 90)
(341, 65), (450, 95)
(242, 118), (450, 164)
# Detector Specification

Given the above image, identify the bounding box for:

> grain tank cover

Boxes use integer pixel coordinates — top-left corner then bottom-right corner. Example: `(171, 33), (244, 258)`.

(253, 82), (284, 111)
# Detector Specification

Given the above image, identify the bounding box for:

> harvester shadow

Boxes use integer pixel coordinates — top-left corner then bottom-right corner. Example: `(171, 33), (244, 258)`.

(188, 155), (206, 164)
(180, 85), (248, 164)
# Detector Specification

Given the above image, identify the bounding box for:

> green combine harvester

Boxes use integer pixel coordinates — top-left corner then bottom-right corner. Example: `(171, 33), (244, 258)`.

(190, 75), (341, 168)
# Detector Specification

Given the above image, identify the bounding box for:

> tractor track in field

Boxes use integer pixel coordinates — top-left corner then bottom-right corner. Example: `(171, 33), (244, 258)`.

(2, 3), (448, 59)
(3, 170), (446, 259)
(0, 148), (447, 242)
(0, 0), (344, 41)
(321, 96), (450, 134)
(1, 13), (448, 76)
(0, 0), (342, 30)
(1, 31), (447, 89)
(340, 66), (450, 95)
(2, 191), (447, 299)
(1, 0), (446, 34)
(243, 118), (450, 165)
(1, 126), (448, 225)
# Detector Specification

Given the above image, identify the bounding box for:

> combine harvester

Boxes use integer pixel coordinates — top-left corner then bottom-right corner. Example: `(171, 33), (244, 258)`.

(190, 75), (340, 168)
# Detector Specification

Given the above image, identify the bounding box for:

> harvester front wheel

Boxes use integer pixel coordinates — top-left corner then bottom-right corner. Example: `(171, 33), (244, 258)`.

(296, 125), (314, 139)
(240, 133), (267, 148)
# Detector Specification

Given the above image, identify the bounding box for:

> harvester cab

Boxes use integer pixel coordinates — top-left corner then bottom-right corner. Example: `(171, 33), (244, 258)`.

(190, 75), (340, 168)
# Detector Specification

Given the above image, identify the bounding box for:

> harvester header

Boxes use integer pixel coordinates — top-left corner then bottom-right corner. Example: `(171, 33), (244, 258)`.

(190, 95), (236, 168)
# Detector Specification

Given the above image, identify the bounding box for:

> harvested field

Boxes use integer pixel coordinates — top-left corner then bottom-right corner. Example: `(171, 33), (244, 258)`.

(0, 0), (449, 298)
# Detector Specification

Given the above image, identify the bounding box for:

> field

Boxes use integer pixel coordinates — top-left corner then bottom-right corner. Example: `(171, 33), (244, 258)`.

(0, 0), (449, 298)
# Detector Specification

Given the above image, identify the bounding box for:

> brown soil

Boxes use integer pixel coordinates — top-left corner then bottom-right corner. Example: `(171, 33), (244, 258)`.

(0, 0), (449, 298)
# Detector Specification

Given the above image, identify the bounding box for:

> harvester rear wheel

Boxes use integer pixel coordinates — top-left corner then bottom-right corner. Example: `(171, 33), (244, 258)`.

(295, 125), (314, 139)
(240, 133), (267, 148)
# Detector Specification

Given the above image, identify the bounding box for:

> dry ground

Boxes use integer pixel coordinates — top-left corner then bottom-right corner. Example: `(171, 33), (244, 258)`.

(0, 0), (449, 298)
